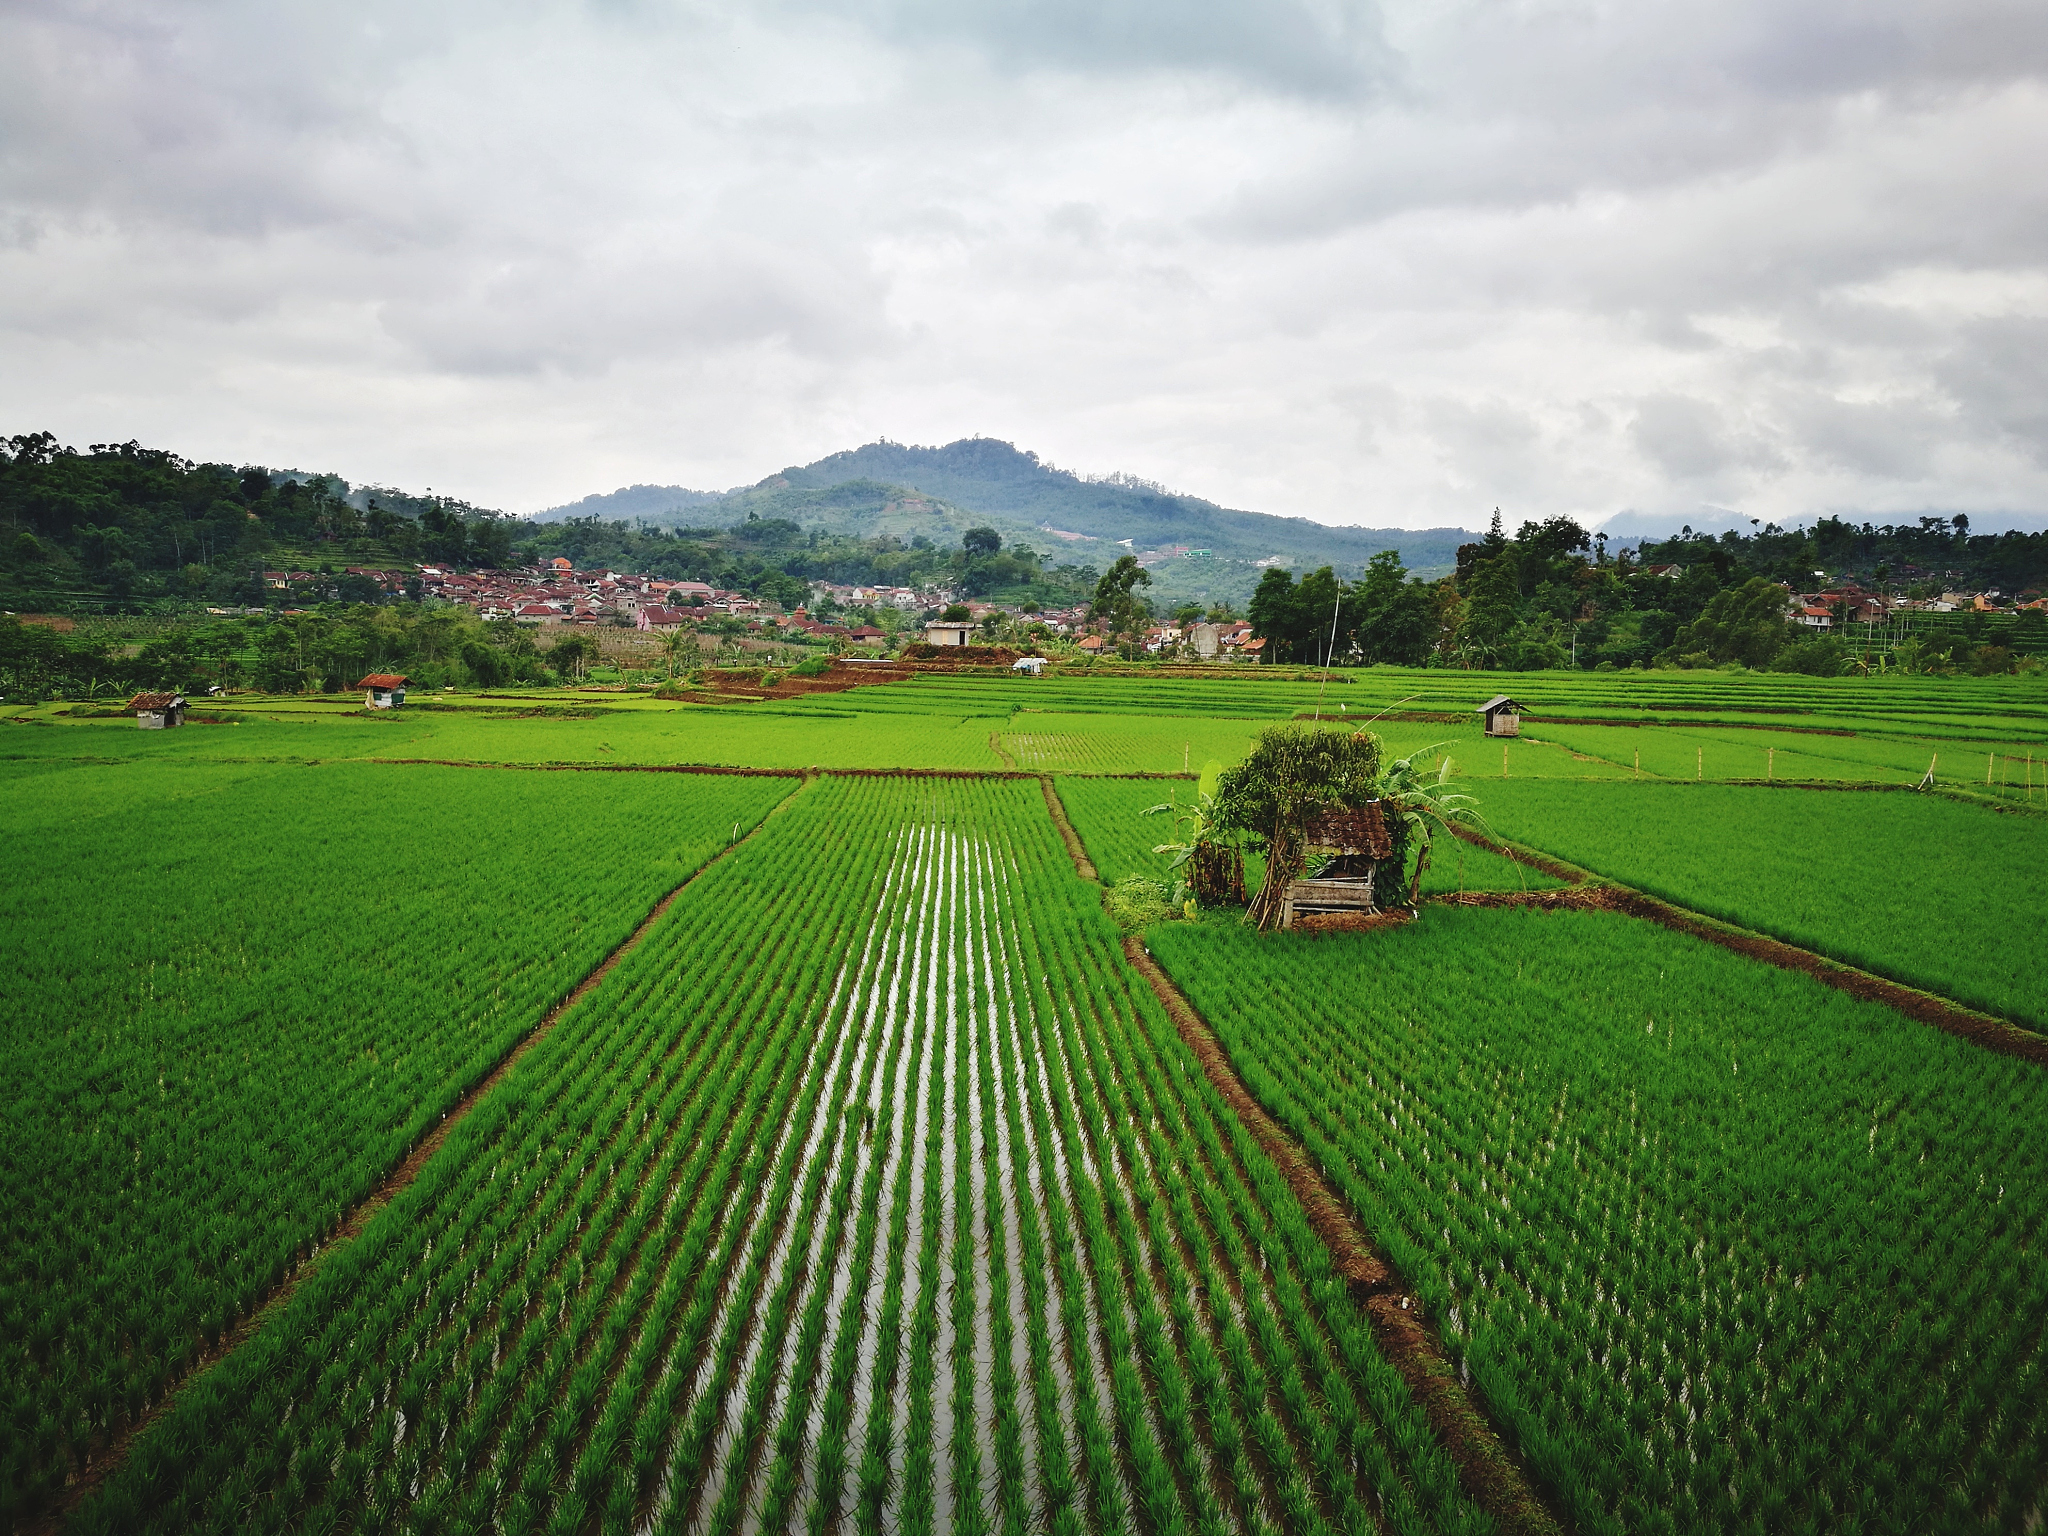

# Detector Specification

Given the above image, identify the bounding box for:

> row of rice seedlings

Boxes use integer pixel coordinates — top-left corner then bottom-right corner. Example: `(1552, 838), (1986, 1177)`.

(746, 821), (938, 1533)
(0, 763), (798, 1526)
(76, 774), (1499, 1534)
(1147, 906), (2048, 1534)
(68, 776), (879, 1534)
(1473, 776), (2046, 1028)
(990, 785), (1487, 1535)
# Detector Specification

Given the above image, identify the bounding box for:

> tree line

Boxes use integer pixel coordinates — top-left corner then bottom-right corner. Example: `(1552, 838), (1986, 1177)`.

(1245, 511), (2045, 673)
(0, 608), (570, 702)
(1, 433), (517, 611)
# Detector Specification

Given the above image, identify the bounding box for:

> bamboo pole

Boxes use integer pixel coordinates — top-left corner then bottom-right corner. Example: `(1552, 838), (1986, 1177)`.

(1697, 746), (1703, 781)
(1988, 753), (1995, 786)
(1503, 743), (1509, 778)
(1768, 746), (1774, 781)
(1633, 747), (1639, 778)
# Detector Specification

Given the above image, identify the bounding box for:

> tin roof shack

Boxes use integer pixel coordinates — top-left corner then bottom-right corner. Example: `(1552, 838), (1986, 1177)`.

(128, 692), (186, 729)
(1278, 803), (1401, 928)
(1476, 694), (1523, 738)
(357, 673), (409, 709)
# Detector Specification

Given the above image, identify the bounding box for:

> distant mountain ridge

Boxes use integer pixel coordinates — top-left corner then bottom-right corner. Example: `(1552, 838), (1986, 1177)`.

(532, 437), (1474, 605)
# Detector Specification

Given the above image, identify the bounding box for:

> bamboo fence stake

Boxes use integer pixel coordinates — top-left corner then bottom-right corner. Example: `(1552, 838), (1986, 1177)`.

(1768, 746), (1774, 781)
(1697, 745), (1703, 781)
(1503, 743), (1509, 778)
(1634, 747), (1640, 778)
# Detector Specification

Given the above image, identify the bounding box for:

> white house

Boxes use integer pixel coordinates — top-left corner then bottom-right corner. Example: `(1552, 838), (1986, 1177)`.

(357, 673), (409, 708)
(128, 692), (186, 729)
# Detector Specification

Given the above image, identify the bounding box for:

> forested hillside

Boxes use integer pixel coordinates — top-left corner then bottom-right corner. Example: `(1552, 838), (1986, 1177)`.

(0, 433), (514, 612)
(538, 436), (1475, 606)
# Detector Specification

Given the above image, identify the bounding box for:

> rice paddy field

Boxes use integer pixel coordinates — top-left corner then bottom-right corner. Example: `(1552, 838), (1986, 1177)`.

(5, 662), (2046, 1535)
(1473, 779), (2048, 1030)
(1144, 910), (2048, 1535)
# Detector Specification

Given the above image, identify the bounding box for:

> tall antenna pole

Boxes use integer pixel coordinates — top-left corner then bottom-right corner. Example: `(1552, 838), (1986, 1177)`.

(1314, 592), (1343, 720)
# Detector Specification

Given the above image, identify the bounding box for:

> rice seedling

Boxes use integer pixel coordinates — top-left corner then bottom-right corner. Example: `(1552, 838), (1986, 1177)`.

(0, 759), (797, 1526)
(1147, 905), (2048, 1534)
(68, 775), (1486, 1536)
(1472, 777), (2048, 1027)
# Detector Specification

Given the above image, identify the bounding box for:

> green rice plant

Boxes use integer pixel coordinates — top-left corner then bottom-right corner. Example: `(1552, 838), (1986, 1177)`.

(0, 759), (796, 1525)
(1474, 777), (2048, 1027)
(1148, 906), (2048, 1534)
(66, 775), (1497, 1536)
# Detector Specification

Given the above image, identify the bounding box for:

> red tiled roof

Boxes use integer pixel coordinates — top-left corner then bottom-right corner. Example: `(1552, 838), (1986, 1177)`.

(127, 692), (183, 711)
(356, 674), (409, 689)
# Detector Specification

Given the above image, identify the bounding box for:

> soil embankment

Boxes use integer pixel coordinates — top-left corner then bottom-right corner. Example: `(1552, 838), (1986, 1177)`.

(1443, 825), (2048, 1066)
(1120, 938), (1564, 1536)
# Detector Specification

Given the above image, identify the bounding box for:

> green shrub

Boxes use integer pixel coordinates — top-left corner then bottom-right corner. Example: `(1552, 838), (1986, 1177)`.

(1105, 876), (1188, 931)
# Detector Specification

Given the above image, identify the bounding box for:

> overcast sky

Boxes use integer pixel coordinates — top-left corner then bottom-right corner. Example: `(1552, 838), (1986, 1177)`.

(4, 0), (2046, 530)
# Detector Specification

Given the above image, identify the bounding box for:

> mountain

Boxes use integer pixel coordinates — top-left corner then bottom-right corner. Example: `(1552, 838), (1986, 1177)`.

(533, 482), (732, 521)
(533, 437), (1473, 606)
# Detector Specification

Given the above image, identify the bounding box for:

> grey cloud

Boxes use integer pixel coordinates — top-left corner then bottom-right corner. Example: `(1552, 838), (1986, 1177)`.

(380, 245), (896, 375)
(1783, 395), (1947, 480)
(1936, 316), (2048, 466)
(807, 0), (1397, 98)
(1630, 395), (1783, 482)
(1, 0), (2046, 524)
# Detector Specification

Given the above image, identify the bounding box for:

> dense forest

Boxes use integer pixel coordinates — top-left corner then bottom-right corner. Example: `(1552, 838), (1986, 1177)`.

(0, 433), (515, 612)
(0, 607), (570, 701)
(1634, 514), (2046, 599)
(0, 432), (1099, 616)
(1245, 512), (2046, 673)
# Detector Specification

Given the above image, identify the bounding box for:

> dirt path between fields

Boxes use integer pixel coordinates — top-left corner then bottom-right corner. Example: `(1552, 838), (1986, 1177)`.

(1119, 938), (1563, 1536)
(1444, 825), (2048, 1067)
(1037, 774), (1097, 880)
(1033, 796), (1561, 1535)
(29, 778), (811, 1536)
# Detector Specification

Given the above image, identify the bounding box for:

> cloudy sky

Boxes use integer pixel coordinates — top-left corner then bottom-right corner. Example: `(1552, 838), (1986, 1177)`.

(4, 0), (2046, 530)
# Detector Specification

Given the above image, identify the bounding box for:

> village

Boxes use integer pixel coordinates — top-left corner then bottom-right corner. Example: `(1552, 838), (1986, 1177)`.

(251, 558), (1279, 659)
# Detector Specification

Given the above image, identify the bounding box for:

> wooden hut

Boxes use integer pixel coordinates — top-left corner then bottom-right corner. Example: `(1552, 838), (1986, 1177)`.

(1476, 694), (1523, 738)
(357, 673), (409, 709)
(127, 691), (186, 729)
(1278, 802), (1397, 927)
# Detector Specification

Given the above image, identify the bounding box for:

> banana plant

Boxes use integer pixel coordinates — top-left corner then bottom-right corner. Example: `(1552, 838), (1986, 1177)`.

(1370, 741), (1492, 904)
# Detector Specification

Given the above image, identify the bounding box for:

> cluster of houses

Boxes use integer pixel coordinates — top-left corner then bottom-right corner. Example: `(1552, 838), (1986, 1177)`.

(920, 611), (1265, 660)
(264, 559), (767, 625)
(1784, 584), (2044, 629)
(805, 581), (927, 611)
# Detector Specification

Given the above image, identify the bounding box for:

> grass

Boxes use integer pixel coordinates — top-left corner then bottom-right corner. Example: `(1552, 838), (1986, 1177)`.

(1148, 906), (2048, 1535)
(0, 759), (796, 1525)
(1472, 777), (2048, 1029)
(74, 777), (1486, 1536)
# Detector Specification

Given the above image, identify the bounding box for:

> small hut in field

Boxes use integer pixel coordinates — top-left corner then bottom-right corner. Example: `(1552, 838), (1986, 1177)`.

(1277, 803), (1400, 927)
(357, 673), (409, 708)
(1476, 694), (1523, 738)
(128, 692), (186, 729)
(1211, 722), (1481, 932)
